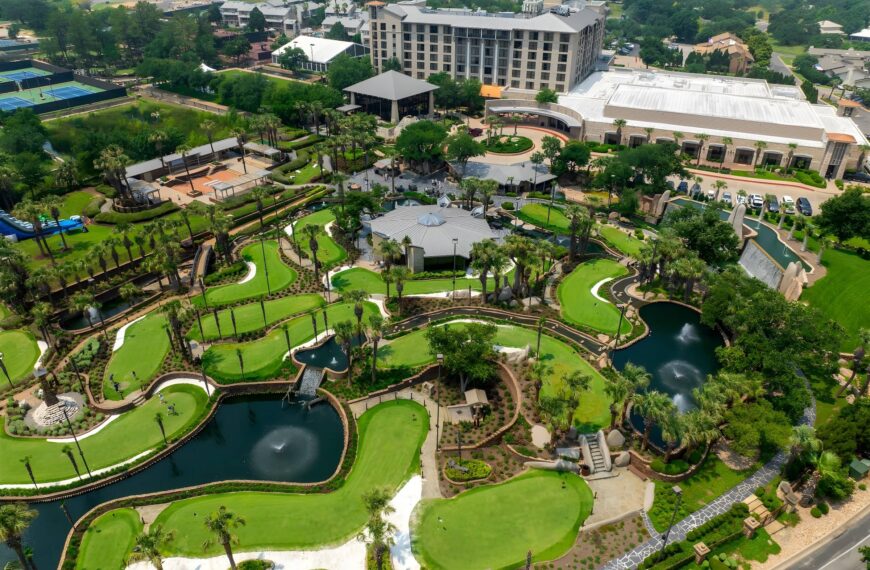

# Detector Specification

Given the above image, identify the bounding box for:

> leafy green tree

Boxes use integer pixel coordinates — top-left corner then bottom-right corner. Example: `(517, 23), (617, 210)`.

(535, 88), (558, 104)
(722, 400), (791, 459)
(247, 7), (267, 32)
(816, 187), (870, 243)
(128, 525), (174, 570)
(445, 132), (485, 178)
(395, 120), (448, 173)
(382, 56), (403, 72)
(425, 322), (497, 392)
(663, 204), (740, 265)
(278, 47), (308, 73)
(327, 54), (374, 91)
(222, 36), (250, 65)
(326, 21), (349, 41)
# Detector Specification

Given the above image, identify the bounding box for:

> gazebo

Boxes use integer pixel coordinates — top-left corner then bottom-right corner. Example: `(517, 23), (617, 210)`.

(343, 70), (437, 123)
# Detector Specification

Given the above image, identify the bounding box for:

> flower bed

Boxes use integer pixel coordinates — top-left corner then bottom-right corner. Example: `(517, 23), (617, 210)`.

(484, 135), (534, 154)
(444, 458), (493, 482)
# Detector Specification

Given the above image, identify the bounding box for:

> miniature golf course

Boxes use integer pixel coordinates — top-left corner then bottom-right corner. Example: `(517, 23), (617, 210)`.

(197, 241), (297, 307)
(0, 330), (40, 383)
(331, 267), (493, 296)
(290, 209), (347, 267)
(557, 258), (632, 335)
(75, 508), (142, 570)
(102, 313), (170, 400)
(189, 293), (325, 341)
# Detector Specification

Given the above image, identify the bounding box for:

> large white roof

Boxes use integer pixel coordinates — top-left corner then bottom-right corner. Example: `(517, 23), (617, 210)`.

(370, 205), (498, 258)
(384, 4), (601, 33)
(272, 35), (354, 64)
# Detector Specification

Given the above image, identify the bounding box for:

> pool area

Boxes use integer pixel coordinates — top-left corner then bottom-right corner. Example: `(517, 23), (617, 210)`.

(0, 393), (345, 569)
(612, 302), (724, 449)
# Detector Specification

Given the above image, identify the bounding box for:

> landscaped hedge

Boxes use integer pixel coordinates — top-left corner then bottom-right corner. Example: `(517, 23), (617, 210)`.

(587, 142), (625, 153)
(270, 151), (311, 184)
(445, 458), (492, 481)
(94, 201), (180, 224)
(651, 458), (692, 475)
(483, 135), (533, 154)
(83, 196), (106, 218)
(203, 259), (248, 285)
(277, 134), (324, 152)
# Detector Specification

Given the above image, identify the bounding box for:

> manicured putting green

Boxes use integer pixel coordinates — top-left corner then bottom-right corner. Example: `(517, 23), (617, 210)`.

(103, 313), (170, 400)
(198, 241), (297, 307)
(76, 508), (142, 570)
(189, 293), (324, 341)
(379, 320), (611, 430)
(413, 470), (593, 570)
(202, 301), (378, 382)
(331, 267), (491, 295)
(145, 400), (427, 556)
(0, 384), (207, 485)
(597, 224), (644, 257)
(57, 190), (96, 218)
(557, 258), (631, 335)
(802, 248), (869, 351)
(0, 330), (40, 383)
(290, 209), (347, 267)
(516, 203), (570, 233)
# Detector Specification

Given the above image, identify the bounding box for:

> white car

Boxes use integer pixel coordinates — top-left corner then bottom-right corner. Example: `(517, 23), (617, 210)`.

(782, 195), (795, 214)
(721, 191), (732, 205)
(749, 194), (764, 208)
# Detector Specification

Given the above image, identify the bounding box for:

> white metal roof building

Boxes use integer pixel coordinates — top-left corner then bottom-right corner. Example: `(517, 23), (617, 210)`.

(271, 35), (369, 71)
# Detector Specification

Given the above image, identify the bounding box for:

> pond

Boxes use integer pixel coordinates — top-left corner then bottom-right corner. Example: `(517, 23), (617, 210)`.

(0, 394), (344, 569)
(60, 296), (136, 330)
(612, 302), (723, 449)
(295, 334), (364, 372)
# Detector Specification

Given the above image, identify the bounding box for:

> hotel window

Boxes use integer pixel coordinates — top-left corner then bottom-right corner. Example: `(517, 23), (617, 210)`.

(512, 80), (520, 87)
(526, 81), (534, 89)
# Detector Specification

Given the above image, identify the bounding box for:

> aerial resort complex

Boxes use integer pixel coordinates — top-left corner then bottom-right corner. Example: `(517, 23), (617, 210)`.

(1, 1), (870, 569)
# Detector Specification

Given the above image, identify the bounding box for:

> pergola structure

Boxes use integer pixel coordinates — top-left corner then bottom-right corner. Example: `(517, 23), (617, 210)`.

(344, 70), (437, 123)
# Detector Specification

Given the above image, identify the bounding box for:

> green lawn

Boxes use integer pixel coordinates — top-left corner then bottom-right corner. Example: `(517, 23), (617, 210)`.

(649, 456), (754, 532)
(197, 241), (297, 307)
(76, 508), (142, 570)
(0, 330), (40, 383)
(0, 384), (207, 485)
(202, 301), (378, 382)
(379, 321), (611, 430)
(189, 293), (324, 341)
(142, 400), (428, 557)
(331, 267), (491, 295)
(217, 69), (301, 88)
(516, 203), (570, 233)
(413, 470), (593, 570)
(557, 258), (631, 335)
(57, 190), (96, 218)
(811, 371), (849, 428)
(289, 209), (347, 267)
(597, 224), (644, 257)
(802, 248), (870, 352)
(103, 313), (170, 400)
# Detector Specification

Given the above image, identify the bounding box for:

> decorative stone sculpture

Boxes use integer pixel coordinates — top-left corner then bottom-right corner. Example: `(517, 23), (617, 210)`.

(614, 451), (630, 467)
(606, 429), (626, 449)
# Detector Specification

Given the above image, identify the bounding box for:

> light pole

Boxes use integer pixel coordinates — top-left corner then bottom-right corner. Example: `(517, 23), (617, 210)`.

(451, 238), (458, 301)
(0, 352), (13, 388)
(260, 237), (272, 296)
(658, 485), (683, 562)
(310, 43), (315, 74)
(436, 353), (443, 450)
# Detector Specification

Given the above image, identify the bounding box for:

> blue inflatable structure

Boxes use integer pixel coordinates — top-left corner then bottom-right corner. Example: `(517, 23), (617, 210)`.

(0, 209), (84, 241)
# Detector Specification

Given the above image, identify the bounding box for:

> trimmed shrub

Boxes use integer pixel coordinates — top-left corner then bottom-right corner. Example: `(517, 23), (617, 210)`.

(94, 201), (180, 224)
(650, 458), (691, 475)
(817, 501), (829, 515)
(83, 196), (106, 218)
(502, 201), (515, 210)
(445, 458), (492, 482)
(810, 507), (822, 518)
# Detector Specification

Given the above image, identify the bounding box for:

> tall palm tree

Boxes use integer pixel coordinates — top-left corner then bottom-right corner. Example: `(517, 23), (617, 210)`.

(612, 119), (627, 146)
(231, 128), (248, 174)
(369, 314), (385, 384)
(94, 144), (132, 203)
(54, 160), (79, 195)
(176, 144), (197, 195)
(61, 444), (82, 480)
(694, 133), (709, 165)
(643, 127), (654, 143)
(358, 488), (397, 570)
(155, 412), (167, 444)
(203, 506), (246, 570)
(43, 195), (69, 251)
(530, 151), (544, 189)
(251, 186), (270, 229)
(302, 224), (322, 284)
(672, 131), (684, 153)
(377, 239), (402, 276)
(635, 389), (672, 452)
(149, 129), (171, 170)
(128, 525), (174, 570)
(719, 136), (732, 171)
(785, 142), (798, 170)
(334, 320), (355, 378)
(470, 239), (498, 305)
(618, 363), (651, 426)
(660, 412), (684, 462)
(603, 375), (629, 431)
(31, 302), (53, 347)
(564, 204), (592, 260)
(0, 503), (38, 570)
(114, 222), (134, 262)
(12, 200), (50, 259)
(753, 141), (768, 168)
(712, 179), (727, 201)
(392, 266), (409, 315)
(201, 120), (217, 156)
(345, 289), (368, 342)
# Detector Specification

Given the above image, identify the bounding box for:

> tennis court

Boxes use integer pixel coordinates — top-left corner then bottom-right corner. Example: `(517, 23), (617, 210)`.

(47, 85), (95, 99)
(0, 81), (104, 110)
(0, 67), (50, 83)
(0, 96), (33, 111)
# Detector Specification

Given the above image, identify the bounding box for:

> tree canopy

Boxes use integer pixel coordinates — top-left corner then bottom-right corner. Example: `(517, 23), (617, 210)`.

(425, 322), (498, 392)
(327, 54), (374, 91)
(395, 121), (448, 170)
(816, 187), (870, 243)
(663, 204), (740, 266)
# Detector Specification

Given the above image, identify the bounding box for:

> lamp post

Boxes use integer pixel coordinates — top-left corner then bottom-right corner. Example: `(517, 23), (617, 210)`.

(0, 352), (13, 388)
(260, 236), (271, 296)
(451, 238), (458, 301)
(310, 43), (315, 73)
(436, 353), (443, 450)
(61, 404), (93, 478)
(658, 485), (683, 562)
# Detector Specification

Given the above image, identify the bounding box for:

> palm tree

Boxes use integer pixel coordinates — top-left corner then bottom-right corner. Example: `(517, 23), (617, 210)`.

(31, 302), (53, 347)
(155, 412), (167, 444)
(203, 506), (246, 570)
(392, 266), (409, 315)
(201, 120), (217, 156)
(358, 488), (397, 570)
(753, 141), (767, 168)
(54, 160), (79, 195)
(43, 195), (69, 251)
(603, 375), (629, 431)
(12, 200), (50, 259)
(643, 126), (654, 143)
(660, 413), (684, 462)
(530, 151), (544, 189)
(94, 144), (132, 203)
(302, 224), (322, 284)
(0, 503), (38, 570)
(564, 204), (592, 260)
(719, 136), (732, 171)
(251, 186), (270, 229)
(114, 222), (134, 262)
(470, 239), (499, 305)
(785, 142), (798, 170)
(672, 131), (684, 153)
(128, 525), (174, 570)
(345, 289), (368, 342)
(612, 119), (627, 146)
(635, 389), (672, 452)
(20, 456), (37, 491)
(176, 144), (197, 195)
(231, 128), (248, 174)
(618, 363), (651, 426)
(679, 255), (705, 303)
(61, 444), (82, 480)
(149, 129), (171, 170)
(789, 425), (820, 459)
(334, 320), (355, 378)
(712, 179), (727, 201)
(368, 314), (385, 384)
(377, 239), (402, 276)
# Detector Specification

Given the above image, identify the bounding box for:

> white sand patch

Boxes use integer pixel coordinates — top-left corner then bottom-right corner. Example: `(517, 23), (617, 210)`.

(324, 220), (336, 237)
(494, 345), (525, 355)
(531, 424), (551, 449)
(155, 377), (216, 397)
(323, 264), (354, 289)
(237, 261), (257, 284)
(283, 221), (296, 238)
(369, 296), (390, 318)
(590, 277), (615, 304)
(34, 340), (49, 370)
(0, 450), (152, 490)
(113, 315), (146, 352)
(434, 318), (508, 328)
(126, 476), (425, 570)
(47, 413), (121, 443)
(406, 290), (481, 299)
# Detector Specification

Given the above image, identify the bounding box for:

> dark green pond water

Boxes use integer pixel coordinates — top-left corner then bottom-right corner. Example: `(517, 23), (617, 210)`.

(0, 394), (344, 569)
(612, 303), (723, 449)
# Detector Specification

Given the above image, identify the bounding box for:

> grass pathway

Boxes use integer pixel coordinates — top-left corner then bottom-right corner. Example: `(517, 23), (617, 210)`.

(196, 241), (297, 307)
(0, 330), (40, 383)
(188, 293), (324, 341)
(0, 384), (207, 485)
(412, 470), (593, 569)
(289, 209), (347, 268)
(103, 313), (170, 399)
(557, 258), (631, 335)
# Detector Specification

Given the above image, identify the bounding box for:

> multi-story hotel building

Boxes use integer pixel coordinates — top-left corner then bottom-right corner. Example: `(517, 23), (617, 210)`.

(365, 1), (605, 92)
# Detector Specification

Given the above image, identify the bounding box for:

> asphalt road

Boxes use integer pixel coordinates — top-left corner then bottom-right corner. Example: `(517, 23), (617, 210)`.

(781, 508), (870, 570)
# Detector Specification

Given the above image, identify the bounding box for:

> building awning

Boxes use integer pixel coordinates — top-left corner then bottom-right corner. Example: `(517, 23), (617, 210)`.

(837, 98), (862, 108)
(490, 106), (582, 128)
(480, 84), (502, 99)
(337, 103), (361, 113)
(827, 132), (857, 143)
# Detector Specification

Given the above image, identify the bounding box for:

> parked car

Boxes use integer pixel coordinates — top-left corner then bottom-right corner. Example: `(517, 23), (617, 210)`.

(736, 194), (747, 206)
(721, 191), (732, 205)
(782, 195), (795, 214)
(797, 196), (813, 216)
(843, 170), (870, 183)
(706, 190), (716, 200)
(618, 46), (632, 55)
(677, 180), (688, 193)
(749, 193), (763, 208)
(767, 196), (779, 214)
(468, 127), (483, 137)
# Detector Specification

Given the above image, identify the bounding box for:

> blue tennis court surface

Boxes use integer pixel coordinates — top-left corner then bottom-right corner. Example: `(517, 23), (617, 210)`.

(0, 97), (33, 111)
(49, 86), (93, 99)
(1, 71), (43, 82)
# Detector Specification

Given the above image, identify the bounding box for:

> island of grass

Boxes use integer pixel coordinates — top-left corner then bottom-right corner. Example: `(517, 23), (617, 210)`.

(197, 241), (297, 307)
(331, 267), (492, 295)
(188, 293), (324, 341)
(76, 400), (427, 564)
(557, 258), (632, 336)
(0, 330), (41, 383)
(378, 320), (612, 430)
(412, 470), (593, 569)
(103, 313), (170, 400)
(802, 248), (869, 352)
(202, 301), (379, 382)
(483, 134), (534, 154)
(289, 209), (347, 268)
(516, 203), (570, 233)
(76, 508), (142, 570)
(597, 224), (644, 257)
(0, 384), (208, 486)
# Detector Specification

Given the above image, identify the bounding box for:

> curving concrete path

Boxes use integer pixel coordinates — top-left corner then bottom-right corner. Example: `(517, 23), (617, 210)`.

(237, 261), (257, 284)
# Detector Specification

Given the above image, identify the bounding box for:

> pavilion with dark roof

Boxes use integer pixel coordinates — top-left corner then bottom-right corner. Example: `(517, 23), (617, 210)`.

(343, 70), (437, 123)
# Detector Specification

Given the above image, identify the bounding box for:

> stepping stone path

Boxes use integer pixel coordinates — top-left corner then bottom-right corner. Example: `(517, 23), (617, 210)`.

(602, 377), (816, 569)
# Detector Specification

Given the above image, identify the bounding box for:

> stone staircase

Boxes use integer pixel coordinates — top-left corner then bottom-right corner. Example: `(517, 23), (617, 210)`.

(586, 435), (608, 473)
(742, 493), (786, 535)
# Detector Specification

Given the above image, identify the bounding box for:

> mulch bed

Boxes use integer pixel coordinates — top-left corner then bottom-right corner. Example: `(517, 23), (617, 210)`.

(438, 444), (529, 498)
(537, 513), (650, 570)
